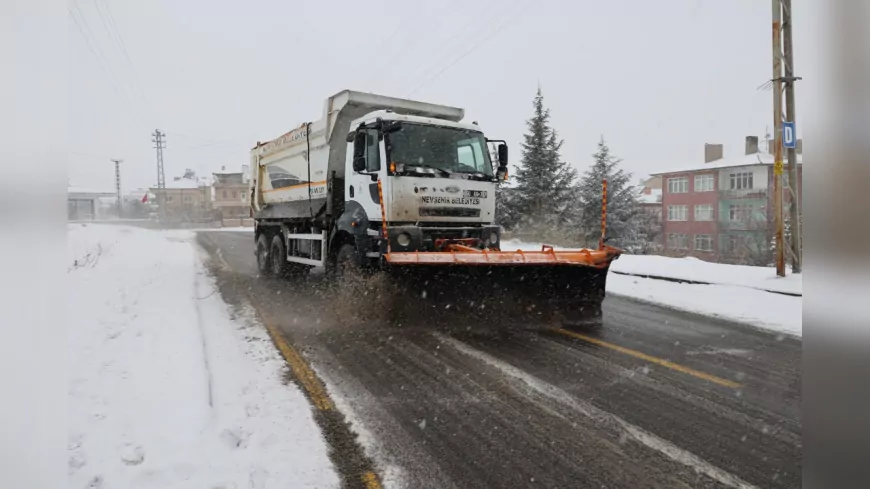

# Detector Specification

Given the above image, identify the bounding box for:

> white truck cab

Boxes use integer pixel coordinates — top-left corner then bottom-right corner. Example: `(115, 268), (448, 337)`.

(250, 90), (507, 273)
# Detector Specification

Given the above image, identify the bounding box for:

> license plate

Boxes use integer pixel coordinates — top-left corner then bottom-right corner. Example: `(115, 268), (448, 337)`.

(463, 190), (487, 198)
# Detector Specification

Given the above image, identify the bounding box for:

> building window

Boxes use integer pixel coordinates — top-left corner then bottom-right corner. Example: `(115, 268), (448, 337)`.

(726, 235), (745, 253)
(694, 174), (714, 192)
(694, 234), (713, 251)
(166, 195), (173, 202)
(241, 192), (247, 202)
(668, 177), (688, 193)
(668, 205), (688, 221)
(183, 195), (192, 203)
(694, 204), (714, 221)
(729, 203), (753, 221)
(729, 172), (753, 190)
(667, 233), (688, 249)
(230, 191), (236, 199)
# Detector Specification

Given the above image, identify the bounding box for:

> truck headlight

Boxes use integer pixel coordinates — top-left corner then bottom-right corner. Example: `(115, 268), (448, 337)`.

(489, 232), (499, 245)
(397, 233), (411, 247)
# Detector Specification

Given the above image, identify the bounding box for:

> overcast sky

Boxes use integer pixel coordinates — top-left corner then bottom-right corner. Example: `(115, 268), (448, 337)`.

(68, 0), (817, 193)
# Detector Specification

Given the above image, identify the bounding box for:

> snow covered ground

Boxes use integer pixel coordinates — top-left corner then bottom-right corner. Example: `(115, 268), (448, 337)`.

(67, 224), (338, 489)
(501, 239), (802, 337)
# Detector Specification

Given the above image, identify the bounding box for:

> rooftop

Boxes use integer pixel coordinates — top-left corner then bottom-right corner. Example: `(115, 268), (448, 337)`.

(152, 177), (208, 190)
(636, 187), (662, 204)
(650, 151), (803, 176)
(68, 186), (115, 196)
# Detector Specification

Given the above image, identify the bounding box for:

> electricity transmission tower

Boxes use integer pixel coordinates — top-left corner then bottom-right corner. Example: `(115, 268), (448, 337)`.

(112, 159), (122, 218)
(152, 129), (166, 222)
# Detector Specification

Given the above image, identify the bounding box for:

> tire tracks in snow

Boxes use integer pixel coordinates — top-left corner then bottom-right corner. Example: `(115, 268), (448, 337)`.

(434, 332), (759, 489)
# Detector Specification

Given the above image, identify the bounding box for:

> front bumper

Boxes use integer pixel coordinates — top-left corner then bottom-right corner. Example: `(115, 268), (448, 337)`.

(383, 224), (501, 252)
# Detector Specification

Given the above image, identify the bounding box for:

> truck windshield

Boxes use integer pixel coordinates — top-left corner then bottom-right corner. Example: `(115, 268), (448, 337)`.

(387, 123), (493, 177)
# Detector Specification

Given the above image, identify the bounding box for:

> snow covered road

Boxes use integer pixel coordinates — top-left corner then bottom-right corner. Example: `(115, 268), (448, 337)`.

(67, 224), (338, 489)
(198, 229), (803, 489)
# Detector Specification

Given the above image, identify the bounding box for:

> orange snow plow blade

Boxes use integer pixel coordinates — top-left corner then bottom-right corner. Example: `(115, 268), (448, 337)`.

(379, 244), (623, 326)
(384, 244), (621, 268)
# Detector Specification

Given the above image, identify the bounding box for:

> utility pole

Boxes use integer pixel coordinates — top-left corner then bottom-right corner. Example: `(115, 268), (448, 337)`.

(152, 130), (166, 222)
(112, 159), (122, 219)
(771, 0), (786, 277)
(781, 0), (802, 273)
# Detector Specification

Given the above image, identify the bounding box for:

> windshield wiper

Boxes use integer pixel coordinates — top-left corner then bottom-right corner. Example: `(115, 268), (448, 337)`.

(402, 164), (452, 178)
(455, 170), (492, 181)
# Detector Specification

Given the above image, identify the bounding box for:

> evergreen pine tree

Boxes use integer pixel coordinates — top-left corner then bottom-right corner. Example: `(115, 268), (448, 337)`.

(494, 186), (521, 231)
(510, 89), (578, 240)
(577, 137), (638, 248)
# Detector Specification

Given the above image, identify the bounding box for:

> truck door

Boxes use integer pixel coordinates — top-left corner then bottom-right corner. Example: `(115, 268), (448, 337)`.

(347, 127), (384, 221)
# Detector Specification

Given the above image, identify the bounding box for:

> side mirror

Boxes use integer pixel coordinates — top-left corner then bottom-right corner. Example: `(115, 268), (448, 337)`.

(496, 144), (508, 181)
(384, 121), (402, 133)
(352, 156), (366, 173)
(352, 131), (366, 172)
(497, 143), (508, 167)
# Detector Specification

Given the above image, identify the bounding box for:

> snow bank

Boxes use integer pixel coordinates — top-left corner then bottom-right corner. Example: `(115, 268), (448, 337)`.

(500, 239), (802, 336)
(607, 274), (802, 337)
(501, 239), (801, 295)
(67, 224), (337, 488)
(610, 254), (802, 295)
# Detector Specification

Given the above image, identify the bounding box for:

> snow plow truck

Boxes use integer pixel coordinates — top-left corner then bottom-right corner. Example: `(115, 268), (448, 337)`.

(249, 90), (621, 324)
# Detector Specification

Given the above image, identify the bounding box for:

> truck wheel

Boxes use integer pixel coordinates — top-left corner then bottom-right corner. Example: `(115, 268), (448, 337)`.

(270, 235), (288, 277)
(335, 243), (360, 280)
(256, 234), (272, 276)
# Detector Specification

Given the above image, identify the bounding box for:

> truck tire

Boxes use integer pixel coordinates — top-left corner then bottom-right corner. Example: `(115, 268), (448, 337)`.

(334, 243), (360, 280)
(270, 235), (288, 277)
(256, 234), (272, 276)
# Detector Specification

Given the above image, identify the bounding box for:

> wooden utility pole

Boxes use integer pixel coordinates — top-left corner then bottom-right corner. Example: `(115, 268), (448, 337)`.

(771, 0), (786, 277)
(781, 0), (802, 273)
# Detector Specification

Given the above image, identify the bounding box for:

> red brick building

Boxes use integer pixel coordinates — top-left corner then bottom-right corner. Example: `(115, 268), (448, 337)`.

(651, 136), (802, 264)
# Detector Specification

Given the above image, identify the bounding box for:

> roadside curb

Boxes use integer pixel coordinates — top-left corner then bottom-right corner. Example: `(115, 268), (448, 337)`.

(609, 270), (803, 298)
(196, 232), (383, 489)
(248, 295), (383, 489)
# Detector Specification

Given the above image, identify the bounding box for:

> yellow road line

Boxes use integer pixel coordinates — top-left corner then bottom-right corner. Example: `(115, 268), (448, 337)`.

(362, 471), (382, 489)
(258, 310), (334, 411)
(552, 328), (742, 389)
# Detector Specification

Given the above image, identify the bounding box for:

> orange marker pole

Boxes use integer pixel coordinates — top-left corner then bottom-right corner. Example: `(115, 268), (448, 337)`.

(377, 179), (390, 254)
(599, 179), (607, 249)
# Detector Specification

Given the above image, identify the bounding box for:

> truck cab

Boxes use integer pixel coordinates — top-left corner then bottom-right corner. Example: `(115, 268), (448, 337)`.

(339, 110), (508, 258)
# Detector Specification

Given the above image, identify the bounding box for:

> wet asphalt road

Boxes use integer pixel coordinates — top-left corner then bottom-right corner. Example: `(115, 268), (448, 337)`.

(197, 230), (802, 489)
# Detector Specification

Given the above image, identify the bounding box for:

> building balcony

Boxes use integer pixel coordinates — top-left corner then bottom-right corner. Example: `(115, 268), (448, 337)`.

(718, 217), (768, 232)
(719, 188), (768, 200)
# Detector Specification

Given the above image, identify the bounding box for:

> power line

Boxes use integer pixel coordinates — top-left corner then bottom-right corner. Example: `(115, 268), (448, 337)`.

(406, 0), (532, 97)
(359, 2), (456, 91)
(399, 0), (504, 92)
(92, 0), (151, 108)
(168, 131), (246, 149)
(69, 5), (140, 121)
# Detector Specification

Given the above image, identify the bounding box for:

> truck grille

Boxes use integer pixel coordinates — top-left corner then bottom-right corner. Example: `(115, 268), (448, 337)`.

(419, 207), (480, 218)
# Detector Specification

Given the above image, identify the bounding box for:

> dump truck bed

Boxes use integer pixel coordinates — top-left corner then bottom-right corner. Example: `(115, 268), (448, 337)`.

(251, 90), (465, 220)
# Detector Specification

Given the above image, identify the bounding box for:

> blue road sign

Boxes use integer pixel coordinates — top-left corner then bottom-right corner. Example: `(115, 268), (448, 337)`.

(783, 122), (796, 149)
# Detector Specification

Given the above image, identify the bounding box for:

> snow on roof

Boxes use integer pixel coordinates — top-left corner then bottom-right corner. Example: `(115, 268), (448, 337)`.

(353, 110), (484, 133)
(68, 186), (115, 196)
(650, 152), (804, 176)
(637, 187), (662, 204)
(155, 178), (206, 190)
